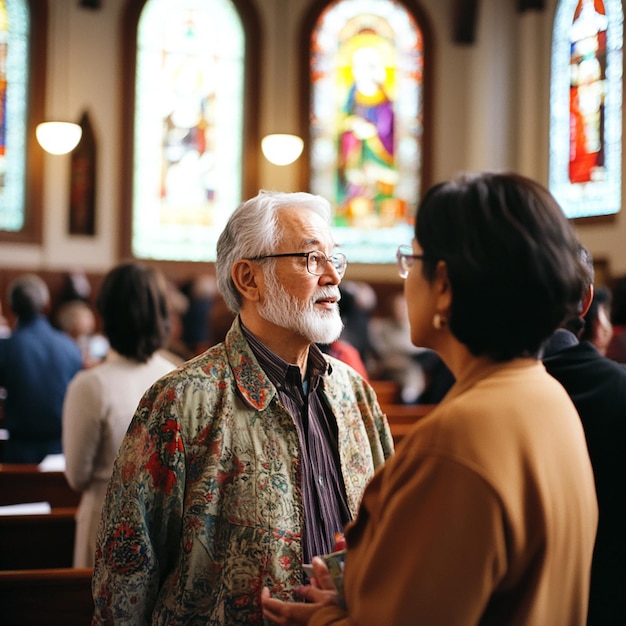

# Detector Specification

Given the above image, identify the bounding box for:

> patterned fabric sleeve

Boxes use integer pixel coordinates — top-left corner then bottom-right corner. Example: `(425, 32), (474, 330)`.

(92, 378), (186, 625)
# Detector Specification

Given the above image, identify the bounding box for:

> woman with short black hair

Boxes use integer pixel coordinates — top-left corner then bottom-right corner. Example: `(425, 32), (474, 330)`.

(262, 172), (598, 626)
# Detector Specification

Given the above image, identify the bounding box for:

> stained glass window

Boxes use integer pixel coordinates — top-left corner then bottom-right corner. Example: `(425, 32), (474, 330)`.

(550, 0), (623, 219)
(0, 0), (29, 231)
(131, 0), (246, 262)
(309, 0), (426, 263)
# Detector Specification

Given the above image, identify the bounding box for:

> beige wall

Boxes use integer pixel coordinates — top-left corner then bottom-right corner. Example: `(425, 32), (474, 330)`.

(0, 0), (623, 283)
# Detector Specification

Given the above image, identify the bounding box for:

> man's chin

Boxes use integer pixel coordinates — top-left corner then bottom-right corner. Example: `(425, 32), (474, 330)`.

(303, 320), (344, 345)
(260, 304), (343, 345)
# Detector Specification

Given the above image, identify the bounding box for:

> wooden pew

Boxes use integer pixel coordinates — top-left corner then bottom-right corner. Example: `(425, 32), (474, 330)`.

(0, 507), (76, 570)
(0, 567), (93, 625)
(382, 403), (437, 443)
(0, 463), (80, 507)
(370, 379), (400, 404)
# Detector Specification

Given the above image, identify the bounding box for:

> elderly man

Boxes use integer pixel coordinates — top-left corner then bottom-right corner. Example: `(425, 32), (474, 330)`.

(92, 190), (393, 625)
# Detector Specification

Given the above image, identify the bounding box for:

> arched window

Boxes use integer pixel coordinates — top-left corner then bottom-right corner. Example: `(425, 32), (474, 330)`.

(549, 0), (623, 219)
(0, 0), (46, 243)
(304, 0), (431, 263)
(121, 0), (259, 263)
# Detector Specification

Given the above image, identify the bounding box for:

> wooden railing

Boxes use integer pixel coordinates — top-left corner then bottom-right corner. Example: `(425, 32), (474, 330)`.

(0, 567), (93, 625)
(0, 507), (76, 570)
(0, 463), (80, 508)
(382, 403), (437, 443)
(370, 379), (401, 404)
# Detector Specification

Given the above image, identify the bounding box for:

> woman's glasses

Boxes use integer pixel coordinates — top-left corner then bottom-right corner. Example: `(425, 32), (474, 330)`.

(396, 245), (427, 279)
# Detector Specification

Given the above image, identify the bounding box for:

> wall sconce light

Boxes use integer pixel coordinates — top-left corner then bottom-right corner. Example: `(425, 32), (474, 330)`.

(36, 2), (82, 155)
(261, 133), (304, 166)
(36, 121), (82, 155)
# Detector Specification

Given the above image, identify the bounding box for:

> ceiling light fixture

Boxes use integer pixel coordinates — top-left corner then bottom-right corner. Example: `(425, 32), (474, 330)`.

(261, 133), (304, 166)
(36, 1), (82, 155)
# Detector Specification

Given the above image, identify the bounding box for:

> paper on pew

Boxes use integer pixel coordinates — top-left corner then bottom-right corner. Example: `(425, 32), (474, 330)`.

(38, 454), (66, 471)
(0, 501), (52, 515)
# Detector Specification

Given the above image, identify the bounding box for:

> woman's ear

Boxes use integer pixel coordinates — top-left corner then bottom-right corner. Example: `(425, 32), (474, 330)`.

(435, 260), (452, 313)
(231, 260), (261, 304)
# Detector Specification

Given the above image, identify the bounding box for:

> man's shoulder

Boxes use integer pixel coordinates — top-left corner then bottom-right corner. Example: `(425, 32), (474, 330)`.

(592, 351), (626, 380)
(543, 337), (598, 364)
(323, 352), (366, 382)
(17, 317), (79, 348)
(322, 355), (376, 407)
(544, 340), (626, 404)
(167, 343), (229, 375)
(546, 339), (622, 368)
(144, 343), (231, 390)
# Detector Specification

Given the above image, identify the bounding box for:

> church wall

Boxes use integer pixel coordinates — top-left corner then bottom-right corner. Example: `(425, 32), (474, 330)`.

(0, 0), (623, 283)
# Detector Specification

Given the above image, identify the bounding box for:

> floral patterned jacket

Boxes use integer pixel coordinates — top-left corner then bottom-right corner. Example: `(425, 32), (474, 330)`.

(91, 317), (393, 625)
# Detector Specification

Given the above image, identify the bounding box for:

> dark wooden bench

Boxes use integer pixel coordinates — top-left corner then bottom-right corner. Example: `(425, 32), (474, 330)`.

(0, 463), (80, 507)
(382, 403), (437, 443)
(0, 567), (93, 625)
(370, 379), (401, 404)
(0, 507), (76, 570)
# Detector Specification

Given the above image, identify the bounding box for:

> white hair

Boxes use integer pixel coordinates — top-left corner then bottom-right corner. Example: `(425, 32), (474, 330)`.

(216, 190), (333, 313)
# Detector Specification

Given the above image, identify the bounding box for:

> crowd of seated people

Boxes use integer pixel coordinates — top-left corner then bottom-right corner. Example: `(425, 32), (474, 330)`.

(5, 261), (625, 461)
(0, 267), (457, 468)
(368, 292), (454, 404)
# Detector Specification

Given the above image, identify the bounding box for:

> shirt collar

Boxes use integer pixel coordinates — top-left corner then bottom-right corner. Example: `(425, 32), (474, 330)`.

(240, 321), (330, 390)
(540, 328), (579, 358)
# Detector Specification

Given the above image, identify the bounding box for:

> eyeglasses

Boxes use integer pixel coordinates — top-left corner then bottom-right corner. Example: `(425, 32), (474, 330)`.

(248, 250), (348, 278)
(396, 245), (427, 279)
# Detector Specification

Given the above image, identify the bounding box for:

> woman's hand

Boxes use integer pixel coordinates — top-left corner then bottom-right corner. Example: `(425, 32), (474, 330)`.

(261, 557), (340, 625)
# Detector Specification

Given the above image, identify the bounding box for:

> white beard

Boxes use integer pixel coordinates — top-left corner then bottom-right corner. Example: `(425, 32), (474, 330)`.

(258, 270), (344, 344)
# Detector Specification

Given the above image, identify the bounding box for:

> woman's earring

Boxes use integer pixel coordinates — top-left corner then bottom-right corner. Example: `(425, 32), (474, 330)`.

(433, 313), (448, 330)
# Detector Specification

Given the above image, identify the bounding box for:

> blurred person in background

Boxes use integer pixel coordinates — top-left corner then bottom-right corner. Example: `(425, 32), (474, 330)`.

(543, 246), (626, 626)
(0, 274), (82, 463)
(581, 284), (613, 356)
(55, 299), (109, 368)
(180, 273), (218, 355)
(606, 274), (626, 363)
(337, 281), (377, 370)
(62, 262), (177, 567)
(369, 292), (454, 404)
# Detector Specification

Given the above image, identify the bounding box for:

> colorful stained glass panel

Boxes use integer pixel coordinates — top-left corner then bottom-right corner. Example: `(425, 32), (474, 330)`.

(132, 0), (245, 261)
(0, 0), (29, 232)
(550, 0), (623, 218)
(310, 0), (424, 263)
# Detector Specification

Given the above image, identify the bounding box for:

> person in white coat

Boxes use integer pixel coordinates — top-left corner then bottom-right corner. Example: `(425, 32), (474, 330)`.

(62, 262), (177, 567)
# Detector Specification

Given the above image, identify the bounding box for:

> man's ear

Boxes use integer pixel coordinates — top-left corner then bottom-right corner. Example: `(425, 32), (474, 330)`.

(231, 260), (261, 304)
(580, 284), (594, 318)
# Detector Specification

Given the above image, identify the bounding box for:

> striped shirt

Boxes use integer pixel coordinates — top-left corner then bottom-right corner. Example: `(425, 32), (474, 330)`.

(242, 324), (351, 562)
